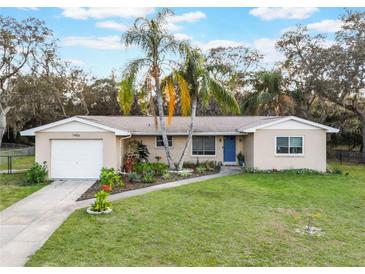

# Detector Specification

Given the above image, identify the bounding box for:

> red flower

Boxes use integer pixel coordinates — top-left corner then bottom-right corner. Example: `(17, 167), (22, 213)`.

(101, 184), (111, 192)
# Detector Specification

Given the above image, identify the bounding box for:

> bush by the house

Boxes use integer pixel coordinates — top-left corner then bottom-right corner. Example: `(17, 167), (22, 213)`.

(143, 171), (155, 183)
(122, 153), (138, 173)
(101, 184), (111, 192)
(127, 172), (141, 183)
(133, 162), (168, 176)
(179, 170), (191, 177)
(127, 140), (150, 163)
(91, 190), (112, 212)
(244, 167), (343, 175)
(196, 165), (206, 174)
(99, 167), (124, 190)
(25, 162), (48, 185)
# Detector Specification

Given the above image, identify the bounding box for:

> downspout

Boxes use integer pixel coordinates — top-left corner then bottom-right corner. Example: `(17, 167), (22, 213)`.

(119, 133), (132, 172)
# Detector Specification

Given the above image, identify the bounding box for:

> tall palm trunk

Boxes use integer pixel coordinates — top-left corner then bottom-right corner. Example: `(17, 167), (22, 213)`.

(177, 96), (197, 170)
(153, 69), (175, 169)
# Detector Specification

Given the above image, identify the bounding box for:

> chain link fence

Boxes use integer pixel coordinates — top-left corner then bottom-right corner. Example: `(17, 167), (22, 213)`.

(0, 143), (35, 174)
(327, 150), (365, 164)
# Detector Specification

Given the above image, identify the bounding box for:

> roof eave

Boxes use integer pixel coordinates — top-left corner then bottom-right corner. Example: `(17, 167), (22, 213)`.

(20, 117), (130, 136)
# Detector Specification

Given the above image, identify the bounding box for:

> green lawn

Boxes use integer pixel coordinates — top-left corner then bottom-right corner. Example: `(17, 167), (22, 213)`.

(0, 155), (35, 171)
(26, 163), (365, 266)
(0, 173), (46, 211)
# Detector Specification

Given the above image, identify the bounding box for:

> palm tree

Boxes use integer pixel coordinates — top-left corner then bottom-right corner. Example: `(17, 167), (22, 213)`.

(118, 9), (186, 170)
(241, 71), (294, 116)
(171, 47), (240, 170)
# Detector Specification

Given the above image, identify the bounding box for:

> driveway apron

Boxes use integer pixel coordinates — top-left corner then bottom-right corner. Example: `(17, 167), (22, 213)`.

(0, 179), (95, 267)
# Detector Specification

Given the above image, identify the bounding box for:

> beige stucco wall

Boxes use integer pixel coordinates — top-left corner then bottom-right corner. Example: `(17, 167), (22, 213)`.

(252, 129), (327, 172)
(241, 133), (254, 168)
(35, 131), (118, 177)
(126, 135), (245, 165)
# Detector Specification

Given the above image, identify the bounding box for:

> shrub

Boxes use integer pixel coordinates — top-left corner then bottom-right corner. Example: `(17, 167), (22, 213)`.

(196, 165), (206, 174)
(179, 170), (191, 177)
(99, 168), (124, 190)
(122, 153), (138, 173)
(204, 161), (216, 171)
(143, 171), (155, 183)
(127, 172), (141, 183)
(152, 162), (168, 176)
(25, 162), (48, 185)
(101, 184), (111, 192)
(182, 161), (196, 169)
(237, 152), (245, 162)
(133, 162), (168, 176)
(91, 190), (112, 212)
(127, 140), (150, 162)
(134, 162), (154, 174)
(162, 172), (171, 180)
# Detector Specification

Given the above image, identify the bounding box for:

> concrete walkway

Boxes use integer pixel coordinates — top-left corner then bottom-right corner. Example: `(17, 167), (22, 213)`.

(76, 166), (242, 209)
(0, 166), (241, 267)
(0, 179), (95, 267)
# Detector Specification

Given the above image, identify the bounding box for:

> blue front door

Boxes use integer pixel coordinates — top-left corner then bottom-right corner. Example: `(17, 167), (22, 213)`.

(224, 136), (236, 162)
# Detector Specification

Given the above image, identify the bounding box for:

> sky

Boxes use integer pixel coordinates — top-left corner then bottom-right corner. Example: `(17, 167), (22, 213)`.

(1, 7), (365, 77)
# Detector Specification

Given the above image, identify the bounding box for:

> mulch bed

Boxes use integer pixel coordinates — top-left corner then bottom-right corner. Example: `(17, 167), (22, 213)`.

(77, 167), (220, 201)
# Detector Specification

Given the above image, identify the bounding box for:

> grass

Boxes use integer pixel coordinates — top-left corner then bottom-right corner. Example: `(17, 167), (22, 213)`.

(0, 173), (46, 211)
(0, 155), (35, 171)
(26, 163), (365, 266)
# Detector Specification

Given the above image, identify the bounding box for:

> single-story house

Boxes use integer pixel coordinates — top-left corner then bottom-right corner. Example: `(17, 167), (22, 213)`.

(20, 115), (339, 179)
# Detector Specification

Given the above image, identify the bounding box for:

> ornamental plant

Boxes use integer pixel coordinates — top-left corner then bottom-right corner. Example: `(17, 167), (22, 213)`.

(91, 190), (112, 212)
(25, 162), (48, 185)
(101, 184), (111, 192)
(99, 167), (124, 190)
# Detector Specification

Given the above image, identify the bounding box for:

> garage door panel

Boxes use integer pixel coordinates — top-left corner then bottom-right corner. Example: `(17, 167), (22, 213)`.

(51, 140), (103, 179)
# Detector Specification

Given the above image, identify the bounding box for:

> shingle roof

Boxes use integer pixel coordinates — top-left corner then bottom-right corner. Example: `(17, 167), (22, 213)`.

(78, 115), (284, 135)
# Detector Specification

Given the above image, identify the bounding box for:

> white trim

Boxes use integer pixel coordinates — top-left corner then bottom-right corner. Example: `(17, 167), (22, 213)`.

(274, 135), (305, 157)
(241, 116), (339, 133)
(191, 136), (217, 157)
(20, 117), (130, 136)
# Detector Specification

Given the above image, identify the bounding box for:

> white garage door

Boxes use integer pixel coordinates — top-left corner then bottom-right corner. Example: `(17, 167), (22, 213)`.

(51, 139), (103, 179)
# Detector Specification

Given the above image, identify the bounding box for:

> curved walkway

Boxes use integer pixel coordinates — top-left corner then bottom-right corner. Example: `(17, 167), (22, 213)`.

(0, 166), (241, 267)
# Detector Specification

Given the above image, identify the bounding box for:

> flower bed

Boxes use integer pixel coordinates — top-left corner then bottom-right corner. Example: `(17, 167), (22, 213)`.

(77, 165), (220, 201)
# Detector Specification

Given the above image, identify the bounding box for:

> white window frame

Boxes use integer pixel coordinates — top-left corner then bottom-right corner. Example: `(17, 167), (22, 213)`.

(191, 136), (217, 157)
(274, 136), (304, 157)
(155, 135), (173, 148)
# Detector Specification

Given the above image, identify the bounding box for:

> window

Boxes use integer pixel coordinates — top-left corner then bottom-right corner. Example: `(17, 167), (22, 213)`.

(156, 136), (172, 147)
(276, 136), (303, 155)
(192, 136), (215, 155)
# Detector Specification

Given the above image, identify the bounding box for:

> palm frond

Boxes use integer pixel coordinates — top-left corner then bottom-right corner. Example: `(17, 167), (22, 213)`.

(164, 75), (176, 126)
(175, 72), (191, 116)
(118, 72), (136, 114)
(208, 78), (240, 114)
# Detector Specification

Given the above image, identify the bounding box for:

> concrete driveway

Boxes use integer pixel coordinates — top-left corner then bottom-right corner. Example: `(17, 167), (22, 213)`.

(0, 179), (95, 267)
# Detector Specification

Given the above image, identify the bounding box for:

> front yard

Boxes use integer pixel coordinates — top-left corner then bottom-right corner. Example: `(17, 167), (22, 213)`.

(26, 163), (365, 266)
(0, 173), (46, 211)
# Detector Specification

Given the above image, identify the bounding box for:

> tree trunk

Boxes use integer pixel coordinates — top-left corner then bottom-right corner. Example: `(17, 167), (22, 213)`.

(360, 116), (365, 153)
(0, 104), (11, 147)
(177, 96), (197, 170)
(154, 73), (175, 170)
